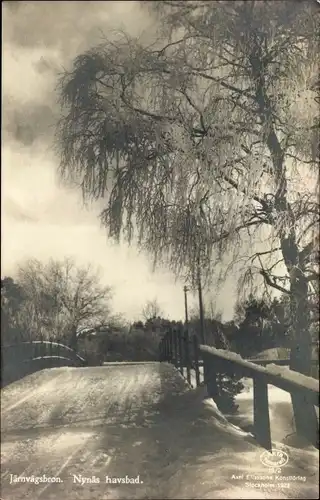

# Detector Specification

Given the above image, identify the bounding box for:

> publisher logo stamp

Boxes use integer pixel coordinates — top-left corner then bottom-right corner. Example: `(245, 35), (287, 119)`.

(230, 449), (308, 490)
(260, 449), (289, 469)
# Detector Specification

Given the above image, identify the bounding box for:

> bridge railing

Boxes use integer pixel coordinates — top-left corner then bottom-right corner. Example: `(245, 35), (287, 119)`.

(1, 340), (87, 387)
(159, 328), (319, 451)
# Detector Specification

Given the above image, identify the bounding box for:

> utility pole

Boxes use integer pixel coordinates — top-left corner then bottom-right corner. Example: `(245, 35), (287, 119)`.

(183, 285), (189, 327)
(197, 259), (205, 345)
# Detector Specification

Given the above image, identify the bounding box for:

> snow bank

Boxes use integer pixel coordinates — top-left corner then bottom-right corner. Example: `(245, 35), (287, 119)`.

(200, 345), (245, 361)
(231, 376), (319, 446)
(199, 346), (319, 397)
(266, 364), (319, 392)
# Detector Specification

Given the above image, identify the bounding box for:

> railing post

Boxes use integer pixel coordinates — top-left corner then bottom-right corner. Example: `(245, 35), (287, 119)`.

(253, 376), (272, 451)
(168, 329), (173, 363)
(33, 340), (37, 359)
(184, 330), (191, 386)
(49, 338), (53, 367)
(203, 351), (208, 391)
(178, 328), (183, 376)
(159, 338), (163, 361)
(203, 352), (220, 400)
(164, 334), (168, 361)
(173, 329), (179, 368)
(193, 335), (201, 387)
(165, 331), (169, 362)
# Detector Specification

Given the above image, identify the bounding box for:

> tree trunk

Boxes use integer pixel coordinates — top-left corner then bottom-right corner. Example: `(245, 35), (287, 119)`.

(250, 41), (313, 376)
(277, 233), (313, 375)
(287, 259), (317, 446)
(249, 34), (317, 444)
(289, 268), (313, 376)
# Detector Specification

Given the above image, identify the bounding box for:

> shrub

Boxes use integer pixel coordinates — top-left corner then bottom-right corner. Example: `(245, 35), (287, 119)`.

(97, 328), (163, 362)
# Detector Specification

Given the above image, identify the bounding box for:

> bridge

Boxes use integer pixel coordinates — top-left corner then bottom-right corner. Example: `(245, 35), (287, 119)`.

(1, 340), (86, 387)
(1, 336), (319, 499)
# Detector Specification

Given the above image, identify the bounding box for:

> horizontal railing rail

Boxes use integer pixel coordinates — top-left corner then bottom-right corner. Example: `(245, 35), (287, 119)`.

(159, 327), (319, 451)
(2, 341), (86, 365)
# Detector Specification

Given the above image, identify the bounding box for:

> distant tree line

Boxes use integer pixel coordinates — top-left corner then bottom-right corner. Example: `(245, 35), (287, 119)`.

(189, 292), (319, 359)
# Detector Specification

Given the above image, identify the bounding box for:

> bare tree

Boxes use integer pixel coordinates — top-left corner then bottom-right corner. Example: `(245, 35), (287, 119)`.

(142, 298), (163, 322)
(17, 257), (112, 348)
(1, 277), (28, 345)
(55, 1), (319, 379)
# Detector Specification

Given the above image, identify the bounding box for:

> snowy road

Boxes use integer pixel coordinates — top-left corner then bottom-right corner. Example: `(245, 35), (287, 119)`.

(1, 363), (319, 499)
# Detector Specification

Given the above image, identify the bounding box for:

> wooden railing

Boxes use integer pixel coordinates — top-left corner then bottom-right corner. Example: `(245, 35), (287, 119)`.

(159, 328), (319, 450)
(1, 340), (87, 387)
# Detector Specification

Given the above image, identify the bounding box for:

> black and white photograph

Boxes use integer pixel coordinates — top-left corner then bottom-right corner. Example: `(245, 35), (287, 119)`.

(1, 1), (319, 499)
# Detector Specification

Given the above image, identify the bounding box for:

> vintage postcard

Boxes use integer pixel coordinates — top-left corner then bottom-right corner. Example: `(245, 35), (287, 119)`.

(2, 1), (319, 499)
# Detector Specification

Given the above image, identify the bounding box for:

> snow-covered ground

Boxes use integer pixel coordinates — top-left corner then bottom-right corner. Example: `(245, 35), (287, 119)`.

(188, 363), (319, 441)
(1, 362), (319, 499)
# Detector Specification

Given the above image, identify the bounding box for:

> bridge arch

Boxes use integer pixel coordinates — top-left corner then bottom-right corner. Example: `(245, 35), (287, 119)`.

(1, 340), (86, 387)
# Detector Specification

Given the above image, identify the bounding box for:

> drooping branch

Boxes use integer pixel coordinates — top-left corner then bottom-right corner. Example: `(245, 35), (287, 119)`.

(259, 268), (292, 295)
(221, 173), (274, 219)
(56, 0), (317, 298)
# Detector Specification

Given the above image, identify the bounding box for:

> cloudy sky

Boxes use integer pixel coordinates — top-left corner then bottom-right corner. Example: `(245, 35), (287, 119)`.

(2, 0), (239, 322)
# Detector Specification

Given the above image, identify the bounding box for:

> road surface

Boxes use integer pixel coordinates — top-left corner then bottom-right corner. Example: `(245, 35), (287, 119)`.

(1, 362), (194, 500)
(1, 363), (319, 499)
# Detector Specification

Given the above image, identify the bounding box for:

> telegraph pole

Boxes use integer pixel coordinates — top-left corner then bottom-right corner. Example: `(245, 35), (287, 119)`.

(197, 259), (205, 345)
(183, 285), (189, 327)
